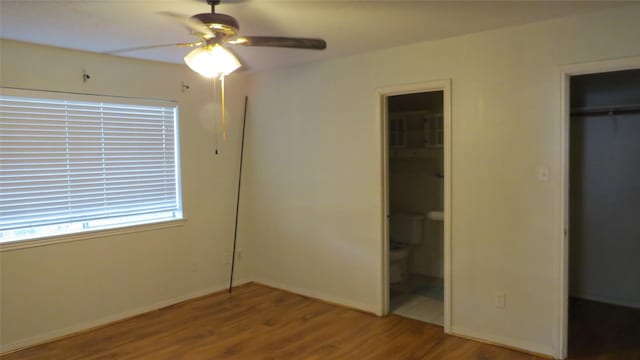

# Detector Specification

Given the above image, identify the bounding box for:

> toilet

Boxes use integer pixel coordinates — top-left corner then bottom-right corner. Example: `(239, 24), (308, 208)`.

(389, 212), (425, 283)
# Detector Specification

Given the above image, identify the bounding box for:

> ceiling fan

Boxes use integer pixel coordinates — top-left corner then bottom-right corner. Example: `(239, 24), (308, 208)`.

(110, 0), (327, 77)
(108, 0), (326, 152)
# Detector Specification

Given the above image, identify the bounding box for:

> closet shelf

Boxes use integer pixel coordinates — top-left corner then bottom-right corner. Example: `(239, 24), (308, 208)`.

(571, 104), (640, 116)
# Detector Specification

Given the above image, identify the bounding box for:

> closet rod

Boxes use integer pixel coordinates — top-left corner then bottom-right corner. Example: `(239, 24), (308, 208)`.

(570, 106), (640, 117)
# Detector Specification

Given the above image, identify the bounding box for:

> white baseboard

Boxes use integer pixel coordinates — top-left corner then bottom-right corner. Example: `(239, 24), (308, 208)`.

(253, 278), (379, 315)
(1, 280), (250, 354)
(450, 325), (555, 359)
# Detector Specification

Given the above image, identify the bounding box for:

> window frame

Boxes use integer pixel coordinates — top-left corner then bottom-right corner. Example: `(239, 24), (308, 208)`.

(0, 87), (185, 251)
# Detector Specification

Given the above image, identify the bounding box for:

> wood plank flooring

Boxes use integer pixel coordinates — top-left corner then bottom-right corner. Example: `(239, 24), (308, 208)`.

(2, 283), (542, 360)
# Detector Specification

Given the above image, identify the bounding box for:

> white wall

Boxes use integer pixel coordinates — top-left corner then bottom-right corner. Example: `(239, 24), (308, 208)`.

(0, 40), (250, 351)
(240, 5), (640, 357)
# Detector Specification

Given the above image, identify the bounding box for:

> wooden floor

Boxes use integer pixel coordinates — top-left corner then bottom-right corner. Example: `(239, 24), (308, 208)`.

(2, 283), (542, 360)
(568, 297), (640, 359)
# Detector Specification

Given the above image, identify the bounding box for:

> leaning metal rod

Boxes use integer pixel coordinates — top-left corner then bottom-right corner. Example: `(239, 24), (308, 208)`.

(229, 95), (248, 294)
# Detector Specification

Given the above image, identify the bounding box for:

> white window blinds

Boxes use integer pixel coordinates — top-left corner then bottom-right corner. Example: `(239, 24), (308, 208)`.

(0, 89), (182, 243)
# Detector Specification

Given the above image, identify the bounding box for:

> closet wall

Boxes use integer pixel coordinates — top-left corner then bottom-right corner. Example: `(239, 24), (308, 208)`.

(569, 69), (640, 308)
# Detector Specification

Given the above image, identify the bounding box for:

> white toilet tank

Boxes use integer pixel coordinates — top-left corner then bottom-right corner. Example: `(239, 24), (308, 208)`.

(390, 212), (425, 245)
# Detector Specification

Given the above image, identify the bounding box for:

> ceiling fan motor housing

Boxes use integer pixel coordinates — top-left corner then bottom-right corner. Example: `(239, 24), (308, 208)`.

(192, 13), (239, 38)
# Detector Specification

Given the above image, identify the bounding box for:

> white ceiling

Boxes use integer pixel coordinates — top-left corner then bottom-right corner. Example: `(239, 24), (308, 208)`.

(0, 1), (631, 72)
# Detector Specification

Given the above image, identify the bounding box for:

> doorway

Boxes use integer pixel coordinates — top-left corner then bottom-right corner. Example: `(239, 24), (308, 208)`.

(561, 63), (640, 358)
(379, 80), (451, 332)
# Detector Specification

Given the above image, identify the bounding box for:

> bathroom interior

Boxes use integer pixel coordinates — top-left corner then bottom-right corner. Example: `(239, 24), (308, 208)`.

(387, 90), (445, 326)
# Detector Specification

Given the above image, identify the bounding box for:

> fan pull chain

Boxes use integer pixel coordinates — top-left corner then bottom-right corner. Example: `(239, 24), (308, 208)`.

(212, 75), (228, 155)
(221, 75), (227, 142)
(213, 76), (219, 155)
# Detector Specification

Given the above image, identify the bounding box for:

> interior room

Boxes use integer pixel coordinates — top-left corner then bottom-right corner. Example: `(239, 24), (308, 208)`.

(387, 91), (445, 326)
(1, 1), (640, 359)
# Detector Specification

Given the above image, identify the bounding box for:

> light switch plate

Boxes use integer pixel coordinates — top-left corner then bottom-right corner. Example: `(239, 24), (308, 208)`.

(496, 291), (506, 308)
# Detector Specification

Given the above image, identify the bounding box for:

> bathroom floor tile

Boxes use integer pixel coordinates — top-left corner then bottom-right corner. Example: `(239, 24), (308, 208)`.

(392, 294), (444, 326)
(391, 275), (444, 326)
(390, 293), (424, 310)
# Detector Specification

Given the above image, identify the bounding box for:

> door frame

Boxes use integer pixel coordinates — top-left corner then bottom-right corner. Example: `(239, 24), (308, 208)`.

(378, 79), (452, 333)
(557, 56), (640, 359)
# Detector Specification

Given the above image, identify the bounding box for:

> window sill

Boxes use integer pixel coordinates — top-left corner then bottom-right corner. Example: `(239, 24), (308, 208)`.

(0, 219), (187, 252)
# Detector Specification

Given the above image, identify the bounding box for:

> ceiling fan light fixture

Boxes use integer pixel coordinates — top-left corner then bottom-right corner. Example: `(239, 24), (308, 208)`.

(184, 44), (241, 78)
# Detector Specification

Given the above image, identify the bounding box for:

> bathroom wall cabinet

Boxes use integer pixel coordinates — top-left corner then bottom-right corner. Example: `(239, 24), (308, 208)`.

(389, 110), (443, 158)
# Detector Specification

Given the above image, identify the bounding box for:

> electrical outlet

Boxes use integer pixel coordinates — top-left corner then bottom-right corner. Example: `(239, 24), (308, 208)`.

(495, 291), (506, 309)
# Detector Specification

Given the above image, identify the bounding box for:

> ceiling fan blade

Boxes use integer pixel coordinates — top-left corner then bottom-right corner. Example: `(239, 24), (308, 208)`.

(225, 45), (250, 72)
(105, 42), (202, 55)
(229, 36), (327, 50)
(159, 11), (215, 38)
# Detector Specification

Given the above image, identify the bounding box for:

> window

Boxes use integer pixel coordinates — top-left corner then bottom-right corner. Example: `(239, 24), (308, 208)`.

(0, 88), (183, 244)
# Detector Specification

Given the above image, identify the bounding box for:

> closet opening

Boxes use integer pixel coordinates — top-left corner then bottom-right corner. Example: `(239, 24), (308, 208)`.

(567, 68), (640, 359)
